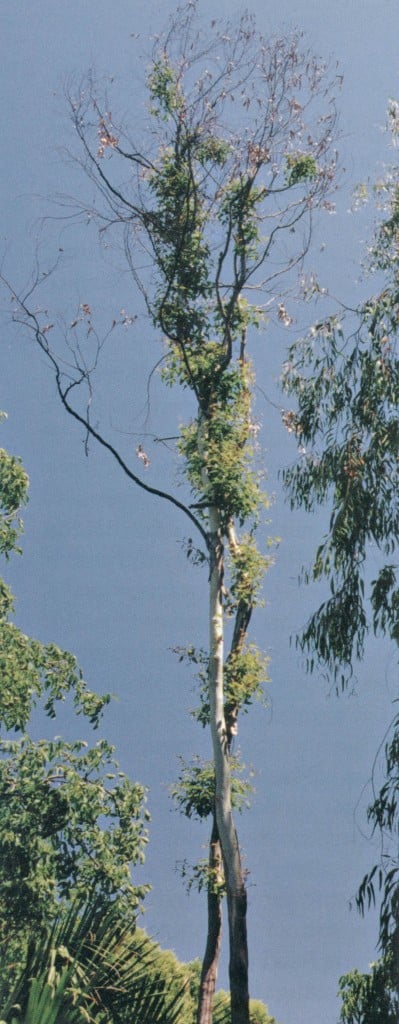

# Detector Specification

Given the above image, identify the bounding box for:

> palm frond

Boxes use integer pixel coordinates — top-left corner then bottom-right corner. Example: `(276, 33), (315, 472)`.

(0, 894), (192, 1024)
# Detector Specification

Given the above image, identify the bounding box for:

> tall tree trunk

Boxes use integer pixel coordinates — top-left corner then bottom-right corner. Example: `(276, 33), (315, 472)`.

(227, 883), (249, 1024)
(196, 816), (223, 1024)
(208, 509), (250, 1024)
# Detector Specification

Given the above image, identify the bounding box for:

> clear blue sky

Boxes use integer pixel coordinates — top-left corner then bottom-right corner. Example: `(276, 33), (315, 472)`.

(2, 2), (399, 1022)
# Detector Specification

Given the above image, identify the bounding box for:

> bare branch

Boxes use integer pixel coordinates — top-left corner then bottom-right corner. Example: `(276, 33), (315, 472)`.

(5, 277), (208, 545)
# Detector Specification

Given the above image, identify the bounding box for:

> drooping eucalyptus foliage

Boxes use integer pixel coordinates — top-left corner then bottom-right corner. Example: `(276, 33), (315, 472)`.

(282, 102), (399, 984)
(6, 6), (340, 1022)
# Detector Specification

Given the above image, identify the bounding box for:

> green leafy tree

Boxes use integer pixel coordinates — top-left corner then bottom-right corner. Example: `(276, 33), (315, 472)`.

(5, 6), (340, 1022)
(281, 101), (399, 994)
(338, 958), (399, 1024)
(213, 989), (278, 1024)
(0, 421), (149, 975)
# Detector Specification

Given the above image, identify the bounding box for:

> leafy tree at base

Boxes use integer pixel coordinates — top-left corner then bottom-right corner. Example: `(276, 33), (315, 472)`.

(0, 419), (149, 985)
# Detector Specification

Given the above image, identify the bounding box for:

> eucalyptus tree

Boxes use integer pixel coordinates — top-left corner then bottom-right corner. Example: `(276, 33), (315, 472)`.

(338, 958), (399, 1024)
(6, 5), (340, 1021)
(281, 101), (399, 981)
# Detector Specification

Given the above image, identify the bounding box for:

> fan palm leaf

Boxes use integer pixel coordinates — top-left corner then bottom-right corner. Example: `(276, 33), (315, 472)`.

(0, 894), (192, 1024)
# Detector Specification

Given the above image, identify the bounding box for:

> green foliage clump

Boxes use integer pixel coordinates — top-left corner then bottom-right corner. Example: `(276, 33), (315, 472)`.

(171, 755), (254, 821)
(354, 708), (399, 953)
(196, 136), (231, 167)
(0, 626), (109, 733)
(0, 734), (149, 944)
(149, 148), (211, 304)
(148, 56), (184, 118)
(338, 958), (399, 1024)
(224, 644), (270, 715)
(228, 533), (272, 609)
(219, 179), (265, 261)
(188, 641), (268, 729)
(213, 988), (279, 1024)
(179, 363), (264, 526)
(285, 153), (318, 185)
(0, 440), (29, 556)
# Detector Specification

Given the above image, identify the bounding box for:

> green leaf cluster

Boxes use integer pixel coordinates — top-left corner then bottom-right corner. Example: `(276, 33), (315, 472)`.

(148, 57), (184, 119)
(171, 755), (254, 821)
(0, 442), (28, 556)
(0, 735), (149, 944)
(178, 855), (225, 897)
(148, 131), (212, 350)
(196, 136), (231, 167)
(213, 989), (278, 1024)
(228, 533), (271, 608)
(338, 958), (399, 1024)
(179, 368), (263, 526)
(285, 153), (318, 186)
(188, 641), (268, 729)
(224, 645), (270, 715)
(219, 179), (265, 261)
(0, 626), (109, 732)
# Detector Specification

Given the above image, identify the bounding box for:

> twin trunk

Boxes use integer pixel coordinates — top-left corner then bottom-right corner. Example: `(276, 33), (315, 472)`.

(197, 513), (250, 1024)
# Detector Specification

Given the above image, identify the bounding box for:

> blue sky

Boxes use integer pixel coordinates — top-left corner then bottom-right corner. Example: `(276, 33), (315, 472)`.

(2, 2), (399, 1022)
